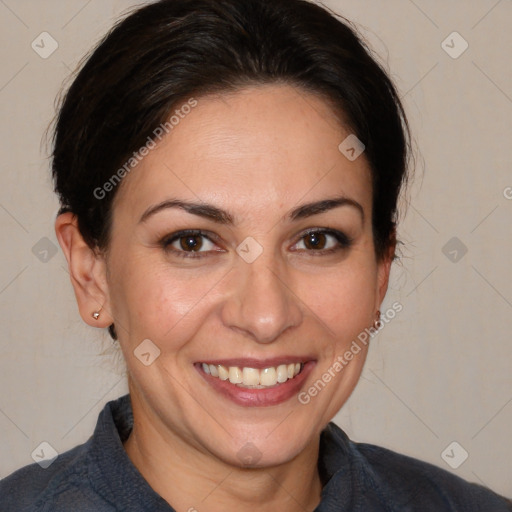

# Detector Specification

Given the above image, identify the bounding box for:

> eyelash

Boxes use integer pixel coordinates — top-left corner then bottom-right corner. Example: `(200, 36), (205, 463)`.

(159, 228), (353, 259)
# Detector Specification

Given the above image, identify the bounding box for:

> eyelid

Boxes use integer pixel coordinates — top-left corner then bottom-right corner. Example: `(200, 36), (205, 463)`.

(161, 229), (220, 244)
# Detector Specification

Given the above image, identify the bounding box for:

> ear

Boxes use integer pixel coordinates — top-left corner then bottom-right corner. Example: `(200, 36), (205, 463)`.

(375, 230), (396, 309)
(55, 212), (113, 328)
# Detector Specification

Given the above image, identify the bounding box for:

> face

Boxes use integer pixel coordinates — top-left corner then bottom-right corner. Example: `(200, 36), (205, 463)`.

(99, 84), (391, 467)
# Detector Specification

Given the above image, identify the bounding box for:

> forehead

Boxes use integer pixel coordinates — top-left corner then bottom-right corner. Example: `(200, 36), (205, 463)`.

(113, 84), (372, 223)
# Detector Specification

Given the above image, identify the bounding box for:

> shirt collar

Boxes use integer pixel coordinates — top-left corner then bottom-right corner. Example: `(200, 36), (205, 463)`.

(89, 394), (359, 511)
(89, 393), (173, 511)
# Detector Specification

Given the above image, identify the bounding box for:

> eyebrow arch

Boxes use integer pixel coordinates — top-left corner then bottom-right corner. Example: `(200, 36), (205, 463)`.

(289, 196), (364, 222)
(139, 195), (364, 225)
(139, 199), (234, 225)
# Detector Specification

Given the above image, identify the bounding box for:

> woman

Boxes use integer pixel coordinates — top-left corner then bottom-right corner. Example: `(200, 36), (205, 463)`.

(1, 0), (510, 510)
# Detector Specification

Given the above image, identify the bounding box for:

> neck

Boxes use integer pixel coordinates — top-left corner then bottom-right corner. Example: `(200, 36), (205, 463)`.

(123, 392), (323, 512)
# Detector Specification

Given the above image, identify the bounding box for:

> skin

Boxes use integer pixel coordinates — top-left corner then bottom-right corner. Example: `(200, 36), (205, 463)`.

(56, 84), (394, 512)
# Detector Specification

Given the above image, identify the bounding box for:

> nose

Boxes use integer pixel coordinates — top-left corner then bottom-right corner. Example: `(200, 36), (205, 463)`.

(220, 255), (303, 344)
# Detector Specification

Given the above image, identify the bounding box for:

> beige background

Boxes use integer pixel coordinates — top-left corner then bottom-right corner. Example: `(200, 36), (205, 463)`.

(0, 0), (511, 498)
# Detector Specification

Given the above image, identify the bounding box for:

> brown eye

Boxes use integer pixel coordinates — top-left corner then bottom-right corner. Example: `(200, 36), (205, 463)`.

(179, 235), (203, 252)
(303, 232), (327, 250)
(292, 229), (353, 253)
(161, 230), (220, 258)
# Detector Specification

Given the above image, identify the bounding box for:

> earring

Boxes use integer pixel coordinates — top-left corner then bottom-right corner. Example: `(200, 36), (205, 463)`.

(92, 309), (101, 320)
(374, 310), (381, 329)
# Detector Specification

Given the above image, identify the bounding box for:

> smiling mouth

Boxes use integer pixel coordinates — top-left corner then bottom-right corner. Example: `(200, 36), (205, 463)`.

(200, 362), (305, 388)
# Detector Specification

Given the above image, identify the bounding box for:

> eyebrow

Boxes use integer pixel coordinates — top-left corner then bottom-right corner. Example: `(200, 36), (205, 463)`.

(139, 195), (364, 225)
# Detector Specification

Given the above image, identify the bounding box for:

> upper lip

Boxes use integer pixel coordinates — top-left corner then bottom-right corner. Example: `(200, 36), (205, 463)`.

(197, 357), (315, 369)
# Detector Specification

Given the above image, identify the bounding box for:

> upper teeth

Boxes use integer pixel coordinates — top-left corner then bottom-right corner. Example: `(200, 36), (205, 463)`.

(202, 363), (303, 388)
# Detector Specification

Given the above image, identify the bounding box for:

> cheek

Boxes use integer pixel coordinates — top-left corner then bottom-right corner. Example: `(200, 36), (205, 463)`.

(112, 260), (223, 345)
(295, 257), (378, 357)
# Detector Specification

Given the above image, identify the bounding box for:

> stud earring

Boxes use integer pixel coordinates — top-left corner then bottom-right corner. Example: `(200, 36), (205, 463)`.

(92, 309), (101, 320)
(374, 310), (381, 329)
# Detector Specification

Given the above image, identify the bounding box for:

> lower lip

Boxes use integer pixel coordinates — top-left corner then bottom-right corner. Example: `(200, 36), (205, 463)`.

(196, 362), (316, 406)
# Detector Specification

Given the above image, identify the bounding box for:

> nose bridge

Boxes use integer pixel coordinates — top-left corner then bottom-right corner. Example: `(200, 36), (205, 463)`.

(222, 250), (302, 344)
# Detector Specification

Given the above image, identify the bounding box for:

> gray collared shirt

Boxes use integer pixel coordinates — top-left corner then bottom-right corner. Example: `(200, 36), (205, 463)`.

(1, 394), (511, 511)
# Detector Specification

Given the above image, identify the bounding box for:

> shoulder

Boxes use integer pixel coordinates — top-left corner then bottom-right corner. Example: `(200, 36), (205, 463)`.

(354, 439), (512, 510)
(321, 423), (512, 511)
(0, 440), (113, 512)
